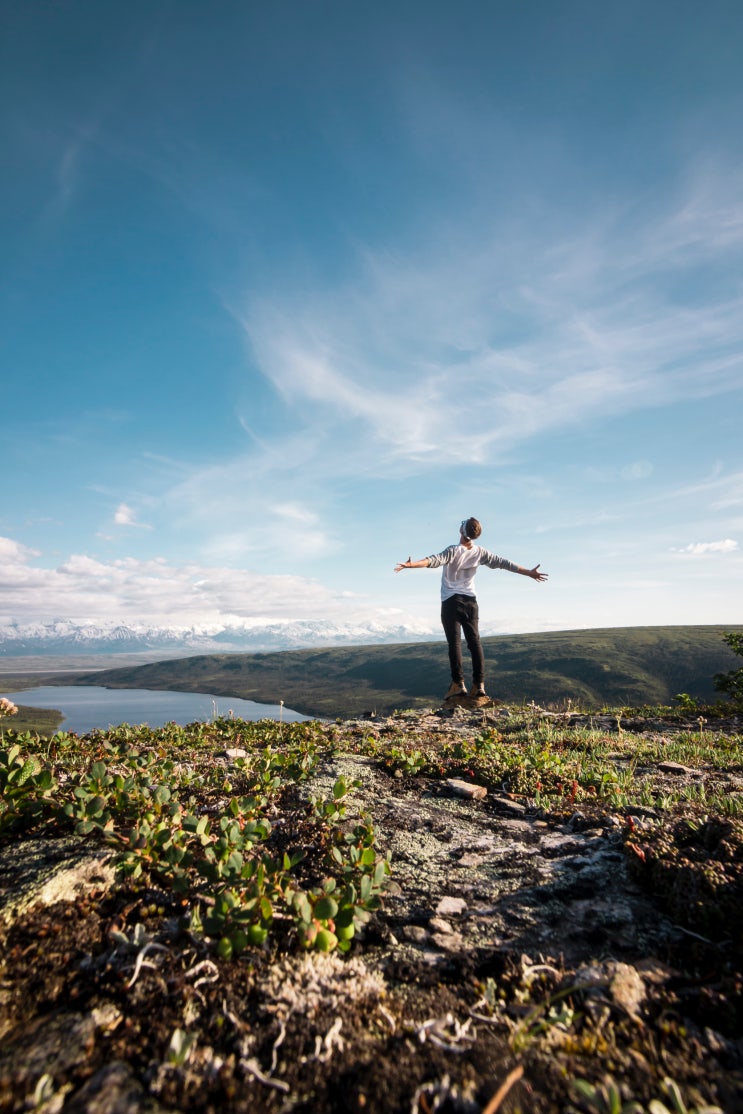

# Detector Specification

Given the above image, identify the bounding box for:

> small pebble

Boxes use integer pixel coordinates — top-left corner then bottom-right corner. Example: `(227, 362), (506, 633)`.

(446, 778), (487, 800)
(428, 916), (453, 935)
(435, 896), (467, 916)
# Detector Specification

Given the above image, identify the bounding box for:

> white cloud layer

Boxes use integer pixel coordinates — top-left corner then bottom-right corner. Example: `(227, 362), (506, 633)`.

(0, 536), (397, 629)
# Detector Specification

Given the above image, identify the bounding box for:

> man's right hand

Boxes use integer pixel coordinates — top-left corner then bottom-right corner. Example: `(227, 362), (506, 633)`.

(394, 556), (413, 572)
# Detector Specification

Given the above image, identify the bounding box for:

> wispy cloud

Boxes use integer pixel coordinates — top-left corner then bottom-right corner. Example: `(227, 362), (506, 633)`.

(154, 444), (340, 565)
(240, 164), (743, 475)
(143, 158), (743, 586)
(37, 118), (104, 226)
(620, 461), (654, 482)
(654, 160), (743, 259)
(663, 469), (743, 511)
(672, 539), (738, 556)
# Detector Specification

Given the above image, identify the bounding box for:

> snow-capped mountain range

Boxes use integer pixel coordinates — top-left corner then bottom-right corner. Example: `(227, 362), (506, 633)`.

(0, 619), (438, 656)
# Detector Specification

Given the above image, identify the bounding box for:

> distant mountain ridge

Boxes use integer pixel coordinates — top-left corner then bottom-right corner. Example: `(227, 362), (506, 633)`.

(0, 619), (436, 656)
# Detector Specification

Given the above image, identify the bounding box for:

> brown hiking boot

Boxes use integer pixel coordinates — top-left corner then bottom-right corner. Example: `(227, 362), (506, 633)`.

(469, 684), (487, 698)
(445, 681), (467, 699)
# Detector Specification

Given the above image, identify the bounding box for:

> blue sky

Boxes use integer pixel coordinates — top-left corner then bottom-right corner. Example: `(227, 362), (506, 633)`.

(1, 0), (742, 638)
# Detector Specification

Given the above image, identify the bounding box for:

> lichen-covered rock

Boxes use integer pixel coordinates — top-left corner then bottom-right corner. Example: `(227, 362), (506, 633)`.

(0, 836), (115, 925)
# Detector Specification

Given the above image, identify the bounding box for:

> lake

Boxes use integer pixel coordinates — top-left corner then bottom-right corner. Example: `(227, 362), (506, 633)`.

(2, 686), (312, 734)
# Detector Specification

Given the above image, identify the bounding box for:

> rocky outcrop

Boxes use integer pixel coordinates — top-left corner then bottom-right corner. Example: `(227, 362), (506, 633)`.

(0, 836), (115, 926)
(305, 748), (677, 970)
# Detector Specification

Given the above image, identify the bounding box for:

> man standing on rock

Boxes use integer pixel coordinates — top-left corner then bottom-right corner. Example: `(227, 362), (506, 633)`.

(395, 518), (548, 703)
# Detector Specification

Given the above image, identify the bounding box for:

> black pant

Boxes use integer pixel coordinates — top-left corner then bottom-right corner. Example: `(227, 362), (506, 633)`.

(441, 593), (484, 686)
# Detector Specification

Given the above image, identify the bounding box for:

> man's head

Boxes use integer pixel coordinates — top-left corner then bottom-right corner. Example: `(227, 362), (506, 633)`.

(460, 517), (482, 541)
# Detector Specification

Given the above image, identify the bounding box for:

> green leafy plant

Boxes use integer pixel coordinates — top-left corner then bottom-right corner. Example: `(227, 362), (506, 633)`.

(383, 745), (427, 776)
(0, 717), (391, 958)
(574, 1076), (723, 1114)
(714, 631), (743, 708)
(648, 1077), (723, 1114)
(166, 1028), (197, 1067)
(573, 1079), (644, 1114)
(0, 744), (57, 833)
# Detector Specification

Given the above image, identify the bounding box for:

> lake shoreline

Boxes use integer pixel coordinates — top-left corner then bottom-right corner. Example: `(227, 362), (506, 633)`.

(1, 685), (312, 734)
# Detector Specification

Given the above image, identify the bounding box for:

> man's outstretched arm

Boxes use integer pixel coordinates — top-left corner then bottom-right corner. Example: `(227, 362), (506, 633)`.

(394, 556), (431, 572)
(481, 551), (548, 581)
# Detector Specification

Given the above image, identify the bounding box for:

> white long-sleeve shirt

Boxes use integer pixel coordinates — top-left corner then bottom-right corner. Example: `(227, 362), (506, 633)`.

(426, 543), (519, 601)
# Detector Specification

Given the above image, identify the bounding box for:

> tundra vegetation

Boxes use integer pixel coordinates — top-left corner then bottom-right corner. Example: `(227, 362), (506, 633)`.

(0, 631), (742, 1112)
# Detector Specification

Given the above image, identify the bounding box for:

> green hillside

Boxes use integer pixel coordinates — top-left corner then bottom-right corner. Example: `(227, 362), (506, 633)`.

(63, 625), (743, 719)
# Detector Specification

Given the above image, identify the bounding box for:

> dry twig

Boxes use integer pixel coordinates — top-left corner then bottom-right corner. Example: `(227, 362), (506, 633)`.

(481, 1065), (524, 1114)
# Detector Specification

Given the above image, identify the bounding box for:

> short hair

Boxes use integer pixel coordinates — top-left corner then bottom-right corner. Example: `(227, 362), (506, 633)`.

(463, 517), (482, 540)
